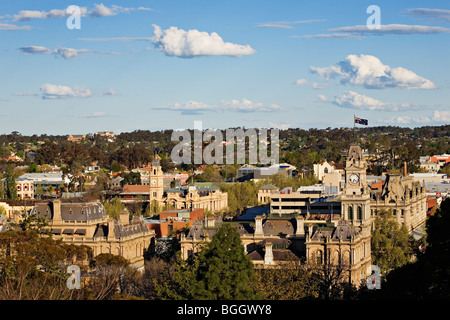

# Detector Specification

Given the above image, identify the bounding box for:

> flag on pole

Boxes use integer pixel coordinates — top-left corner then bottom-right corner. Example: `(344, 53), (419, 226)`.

(354, 116), (368, 125)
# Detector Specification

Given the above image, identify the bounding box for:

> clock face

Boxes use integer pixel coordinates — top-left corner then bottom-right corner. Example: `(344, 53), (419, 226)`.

(152, 180), (157, 184)
(349, 173), (360, 184)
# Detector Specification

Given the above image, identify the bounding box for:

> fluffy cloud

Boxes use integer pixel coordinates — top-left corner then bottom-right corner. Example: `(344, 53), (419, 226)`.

(151, 24), (256, 58)
(18, 46), (114, 59)
(381, 110), (450, 125)
(310, 54), (436, 90)
(154, 99), (282, 115)
(333, 91), (418, 111)
(40, 84), (92, 99)
(432, 110), (450, 122)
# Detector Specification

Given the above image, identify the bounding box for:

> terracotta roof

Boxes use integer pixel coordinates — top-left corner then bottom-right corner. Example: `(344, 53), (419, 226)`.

(122, 185), (149, 193)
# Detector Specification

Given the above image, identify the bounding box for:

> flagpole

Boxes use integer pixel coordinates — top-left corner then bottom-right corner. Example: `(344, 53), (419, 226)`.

(353, 114), (356, 141)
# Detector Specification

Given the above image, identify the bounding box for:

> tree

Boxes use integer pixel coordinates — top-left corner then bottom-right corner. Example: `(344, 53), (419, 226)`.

(192, 223), (258, 300)
(373, 199), (450, 299)
(371, 209), (412, 275)
(103, 197), (126, 220)
(308, 246), (356, 300)
(253, 259), (319, 300)
(4, 165), (18, 200)
(0, 229), (89, 300)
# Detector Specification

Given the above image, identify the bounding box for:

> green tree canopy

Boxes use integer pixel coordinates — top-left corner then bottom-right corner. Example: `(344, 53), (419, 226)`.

(371, 209), (412, 275)
(192, 223), (258, 300)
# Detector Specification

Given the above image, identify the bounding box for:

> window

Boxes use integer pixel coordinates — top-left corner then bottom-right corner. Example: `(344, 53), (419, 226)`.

(316, 250), (323, 264)
(348, 206), (354, 220)
(357, 206), (362, 220)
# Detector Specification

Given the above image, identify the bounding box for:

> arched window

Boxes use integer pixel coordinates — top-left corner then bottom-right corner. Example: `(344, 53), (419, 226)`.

(348, 206), (354, 220)
(324, 167), (329, 174)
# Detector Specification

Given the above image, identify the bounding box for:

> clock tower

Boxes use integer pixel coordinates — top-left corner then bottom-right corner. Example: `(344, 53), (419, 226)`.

(149, 155), (164, 202)
(341, 144), (371, 228)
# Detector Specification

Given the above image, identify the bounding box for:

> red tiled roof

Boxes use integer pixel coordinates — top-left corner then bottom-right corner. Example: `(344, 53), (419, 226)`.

(122, 185), (149, 193)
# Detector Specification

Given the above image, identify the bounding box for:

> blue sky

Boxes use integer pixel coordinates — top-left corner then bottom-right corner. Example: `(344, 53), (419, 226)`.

(0, 0), (449, 135)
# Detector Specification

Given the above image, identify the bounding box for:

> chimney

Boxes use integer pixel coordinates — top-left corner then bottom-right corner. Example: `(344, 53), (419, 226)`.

(52, 199), (62, 222)
(295, 215), (305, 236)
(404, 161), (407, 176)
(119, 208), (130, 225)
(205, 215), (215, 228)
(264, 241), (274, 265)
(254, 215), (264, 237)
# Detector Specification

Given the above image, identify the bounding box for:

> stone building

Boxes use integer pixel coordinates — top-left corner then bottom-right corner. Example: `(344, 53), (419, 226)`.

(29, 199), (154, 269)
(149, 157), (228, 212)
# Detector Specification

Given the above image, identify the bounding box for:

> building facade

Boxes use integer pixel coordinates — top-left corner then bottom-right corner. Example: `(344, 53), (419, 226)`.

(28, 199), (154, 269)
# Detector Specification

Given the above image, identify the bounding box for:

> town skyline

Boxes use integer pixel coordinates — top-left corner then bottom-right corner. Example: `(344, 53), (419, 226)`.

(0, 0), (449, 135)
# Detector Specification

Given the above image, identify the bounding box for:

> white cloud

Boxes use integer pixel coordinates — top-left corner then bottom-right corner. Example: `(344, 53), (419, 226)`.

(300, 33), (364, 39)
(79, 112), (110, 118)
(18, 46), (115, 59)
(382, 110), (450, 125)
(0, 23), (32, 30)
(154, 99), (282, 115)
(18, 46), (53, 55)
(220, 99), (282, 113)
(310, 54), (436, 90)
(384, 115), (432, 125)
(13, 8), (87, 21)
(317, 94), (328, 102)
(40, 84), (92, 99)
(12, 4), (150, 21)
(294, 78), (327, 89)
(151, 24), (256, 58)
(433, 110), (450, 122)
(294, 79), (309, 86)
(329, 24), (450, 35)
(302, 23), (450, 39)
(333, 91), (418, 111)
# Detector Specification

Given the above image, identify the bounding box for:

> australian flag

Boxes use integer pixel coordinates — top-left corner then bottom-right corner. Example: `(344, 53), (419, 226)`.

(354, 116), (368, 125)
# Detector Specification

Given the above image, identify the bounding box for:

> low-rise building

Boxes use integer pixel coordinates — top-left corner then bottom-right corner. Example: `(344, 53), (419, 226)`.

(145, 208), (204, 238)
(28, 199), (154, 269)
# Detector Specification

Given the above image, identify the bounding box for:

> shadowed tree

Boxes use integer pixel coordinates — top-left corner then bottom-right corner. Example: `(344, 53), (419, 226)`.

(192, 223), (258, 300)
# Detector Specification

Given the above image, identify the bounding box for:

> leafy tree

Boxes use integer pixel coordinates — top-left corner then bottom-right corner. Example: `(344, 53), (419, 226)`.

(374, 199), (450, 299)
(120, 172), (141, 186)
(253, 260), (319, 300)
(371, 209), (412, 275)
(0, 229), (89, 300)
(192, 223), (258, 300)
(103, 197), (126, 220)
(4, 165), (18, 200)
